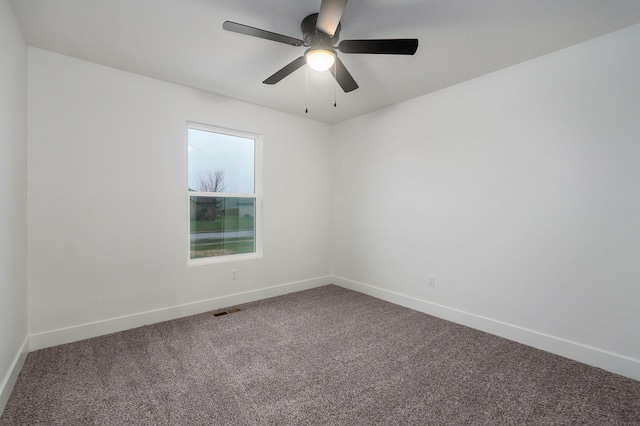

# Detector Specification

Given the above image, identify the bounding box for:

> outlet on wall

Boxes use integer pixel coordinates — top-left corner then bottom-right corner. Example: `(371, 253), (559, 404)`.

(231, 269), (238, 280)
(428, 275), (435, 287)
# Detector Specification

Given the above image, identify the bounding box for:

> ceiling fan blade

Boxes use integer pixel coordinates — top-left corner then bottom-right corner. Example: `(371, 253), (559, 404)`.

(263, 56), (306, 85)
(223, 21), (304, 46)
(316, 0), (348, 36)
(339, 39), (418, 55)
(330, 57), (358, 92)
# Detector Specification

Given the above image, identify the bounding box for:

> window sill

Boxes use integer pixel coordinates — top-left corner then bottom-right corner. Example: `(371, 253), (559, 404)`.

(187, 251), (262, 266)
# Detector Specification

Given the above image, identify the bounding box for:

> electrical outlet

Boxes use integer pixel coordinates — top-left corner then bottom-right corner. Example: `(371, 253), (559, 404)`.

(231, 269), (238, 280)
(428, 275), (435, 287)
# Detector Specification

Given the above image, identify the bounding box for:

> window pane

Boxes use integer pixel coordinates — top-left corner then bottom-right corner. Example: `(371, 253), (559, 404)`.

(190, 196), (255, 259)
(188, 129), (255, 194)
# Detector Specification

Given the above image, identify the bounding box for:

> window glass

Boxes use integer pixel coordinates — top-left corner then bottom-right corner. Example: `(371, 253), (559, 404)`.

(188, 129), (254, 194)
(189, 197), (256, 259)
(188, 124), (260, 262)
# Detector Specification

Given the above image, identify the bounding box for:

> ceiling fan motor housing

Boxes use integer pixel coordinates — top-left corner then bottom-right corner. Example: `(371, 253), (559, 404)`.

(301, 13), (341, 48)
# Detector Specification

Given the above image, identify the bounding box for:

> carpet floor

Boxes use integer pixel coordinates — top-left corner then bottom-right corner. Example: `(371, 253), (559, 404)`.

(1, 285), (639, 425)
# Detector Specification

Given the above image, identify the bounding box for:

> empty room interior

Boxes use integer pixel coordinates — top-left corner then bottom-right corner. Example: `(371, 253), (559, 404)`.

(1, 0), (640, 423)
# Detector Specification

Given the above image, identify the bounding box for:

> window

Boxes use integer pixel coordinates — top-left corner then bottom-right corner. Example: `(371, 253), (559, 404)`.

(188, 122), (261, 264)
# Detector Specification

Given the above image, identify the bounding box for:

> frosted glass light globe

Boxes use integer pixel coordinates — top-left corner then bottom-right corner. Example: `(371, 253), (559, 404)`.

(305, 49), (335, 72)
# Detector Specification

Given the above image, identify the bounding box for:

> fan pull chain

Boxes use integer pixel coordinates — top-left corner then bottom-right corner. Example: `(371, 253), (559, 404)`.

(334, 61), (337, 107)
(305, 66), (309, 114)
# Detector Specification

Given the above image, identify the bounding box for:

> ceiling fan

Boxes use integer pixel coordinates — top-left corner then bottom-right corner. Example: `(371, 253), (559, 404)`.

(223, 0), (418, 93)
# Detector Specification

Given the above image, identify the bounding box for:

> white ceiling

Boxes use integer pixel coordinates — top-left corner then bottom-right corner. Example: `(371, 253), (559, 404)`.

(10, 0), (640, 124)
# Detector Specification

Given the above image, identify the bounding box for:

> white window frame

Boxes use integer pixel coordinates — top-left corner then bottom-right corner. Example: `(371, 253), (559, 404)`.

(187, 121), (262, 266)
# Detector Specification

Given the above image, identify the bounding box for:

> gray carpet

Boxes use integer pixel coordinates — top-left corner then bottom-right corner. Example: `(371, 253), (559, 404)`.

(2, 285), (639, 425)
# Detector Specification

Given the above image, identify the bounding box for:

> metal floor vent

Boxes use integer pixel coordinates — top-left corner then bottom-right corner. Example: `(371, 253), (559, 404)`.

(213, 308), (242, 317)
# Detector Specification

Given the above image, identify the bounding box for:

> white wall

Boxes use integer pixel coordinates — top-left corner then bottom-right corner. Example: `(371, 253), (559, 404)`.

(27, 48), (333, 347)
(0, 0), (28, 410)
(332, 23), (640, 379)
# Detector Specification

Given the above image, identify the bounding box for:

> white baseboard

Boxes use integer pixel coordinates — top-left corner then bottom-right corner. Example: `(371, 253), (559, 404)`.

(23, 275), (640, 382)
(0, 336), (29, 416)
(29, 276), (331, 351)
(332, 276), (640, 381)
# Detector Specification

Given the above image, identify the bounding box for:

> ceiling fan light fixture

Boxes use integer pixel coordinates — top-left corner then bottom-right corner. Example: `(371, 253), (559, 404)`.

(305, 48), (336, 72)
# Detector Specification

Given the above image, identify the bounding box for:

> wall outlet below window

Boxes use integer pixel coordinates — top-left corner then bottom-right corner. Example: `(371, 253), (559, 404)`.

(231, 269), (238, 280)
(428, 275), (435, 287)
